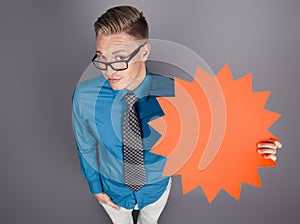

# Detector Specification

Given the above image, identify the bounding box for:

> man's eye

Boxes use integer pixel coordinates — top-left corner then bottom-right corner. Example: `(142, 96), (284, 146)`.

(115, 55), (126, 61)
(98, 55), (106, 61)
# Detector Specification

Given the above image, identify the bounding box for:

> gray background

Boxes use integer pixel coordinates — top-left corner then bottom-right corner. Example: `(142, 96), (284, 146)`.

(0, 0), (299, 223)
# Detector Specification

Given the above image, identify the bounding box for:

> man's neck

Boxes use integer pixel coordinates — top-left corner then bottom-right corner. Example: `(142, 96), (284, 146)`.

(125, 65), (147, 91)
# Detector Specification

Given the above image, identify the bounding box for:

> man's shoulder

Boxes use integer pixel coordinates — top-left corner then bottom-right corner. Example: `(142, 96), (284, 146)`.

(148, 72), (173, 81)
(72, 75), (106, 104)
(148, 72), (175, 97)
(75, 75), (105, 93)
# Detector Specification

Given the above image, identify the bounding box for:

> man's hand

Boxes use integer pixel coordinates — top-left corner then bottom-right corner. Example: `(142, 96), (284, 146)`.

(257, 139), (283, 161)
(93, 192), (120, 210)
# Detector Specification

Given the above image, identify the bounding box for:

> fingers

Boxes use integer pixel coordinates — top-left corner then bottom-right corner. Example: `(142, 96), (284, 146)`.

(257, 142), (276, 149)
(258, 149), (277, 161)
(263, 154), (277, 162)
(94, 192), (120, 210)
(258, 140), (283, 149)
(106, 200), (121, 210)
(257, 139), (283, 162)
(272, 140), (283, 149)
(258, 148), (276, 155)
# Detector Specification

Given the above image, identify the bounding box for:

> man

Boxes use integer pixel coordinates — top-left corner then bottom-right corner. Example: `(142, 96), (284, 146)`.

(72, 5), (282, 224)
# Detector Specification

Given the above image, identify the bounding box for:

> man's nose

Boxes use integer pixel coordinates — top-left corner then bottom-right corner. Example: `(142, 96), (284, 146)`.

(106, 65), (116, 76)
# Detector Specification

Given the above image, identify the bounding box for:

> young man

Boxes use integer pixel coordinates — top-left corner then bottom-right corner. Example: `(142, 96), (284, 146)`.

(72, 5), (282, 224)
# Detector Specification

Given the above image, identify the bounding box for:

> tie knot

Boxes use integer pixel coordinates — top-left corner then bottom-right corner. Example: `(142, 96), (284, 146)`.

(124, 93), (139, 107)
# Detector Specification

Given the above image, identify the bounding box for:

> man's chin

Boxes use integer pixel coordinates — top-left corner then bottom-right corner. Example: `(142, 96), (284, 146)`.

(110, 83), (125, 90)
(109, 81), (134, 91)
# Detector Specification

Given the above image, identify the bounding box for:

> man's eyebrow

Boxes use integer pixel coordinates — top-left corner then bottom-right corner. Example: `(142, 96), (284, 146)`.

(96, 49), (129, 55)
(111, 49), (128, 54)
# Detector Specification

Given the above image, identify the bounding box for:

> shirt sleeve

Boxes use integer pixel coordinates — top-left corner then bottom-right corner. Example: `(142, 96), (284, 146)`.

(71, 88), (103, 194)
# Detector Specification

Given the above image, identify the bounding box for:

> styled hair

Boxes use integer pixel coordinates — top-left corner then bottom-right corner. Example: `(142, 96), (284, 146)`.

(94, 5), (149, 39)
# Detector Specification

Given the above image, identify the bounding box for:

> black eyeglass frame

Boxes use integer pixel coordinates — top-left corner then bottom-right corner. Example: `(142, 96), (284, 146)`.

(91, 42), (147, 71)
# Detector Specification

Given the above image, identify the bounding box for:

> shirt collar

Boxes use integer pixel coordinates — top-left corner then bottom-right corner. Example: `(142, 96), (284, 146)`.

(110, 68), (151, 102)
(131, 69), (151, 101)
(108, 67), (174, 101)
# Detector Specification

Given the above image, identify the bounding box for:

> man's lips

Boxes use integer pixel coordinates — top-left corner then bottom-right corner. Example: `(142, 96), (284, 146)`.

(108, 77), (121, 83)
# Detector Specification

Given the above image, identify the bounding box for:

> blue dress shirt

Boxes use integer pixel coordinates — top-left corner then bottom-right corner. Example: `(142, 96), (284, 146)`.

(72, 69), (174, 209)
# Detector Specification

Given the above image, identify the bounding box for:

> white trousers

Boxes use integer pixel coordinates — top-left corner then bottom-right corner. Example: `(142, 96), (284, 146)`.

(99, 178), (172, 224)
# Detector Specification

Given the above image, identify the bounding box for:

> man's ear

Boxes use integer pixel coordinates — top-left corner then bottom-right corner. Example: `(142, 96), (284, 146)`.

(142, 42), (151, 61)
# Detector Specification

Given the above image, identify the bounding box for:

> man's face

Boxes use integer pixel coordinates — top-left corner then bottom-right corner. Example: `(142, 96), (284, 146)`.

(95, 32), (150, 90)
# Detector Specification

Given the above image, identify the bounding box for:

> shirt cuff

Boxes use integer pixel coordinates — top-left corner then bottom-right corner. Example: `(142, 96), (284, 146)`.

(88, 179), (103, 194)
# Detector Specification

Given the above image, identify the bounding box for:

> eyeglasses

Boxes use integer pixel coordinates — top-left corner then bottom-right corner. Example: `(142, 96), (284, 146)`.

(92, 42), (147, 71)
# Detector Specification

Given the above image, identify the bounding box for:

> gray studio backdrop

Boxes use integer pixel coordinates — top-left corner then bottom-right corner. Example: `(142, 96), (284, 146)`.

(0, 0), (299, 223)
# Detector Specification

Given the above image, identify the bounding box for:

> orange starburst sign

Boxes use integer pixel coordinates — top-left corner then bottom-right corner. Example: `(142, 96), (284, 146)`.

(149, 64), (281, 203)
